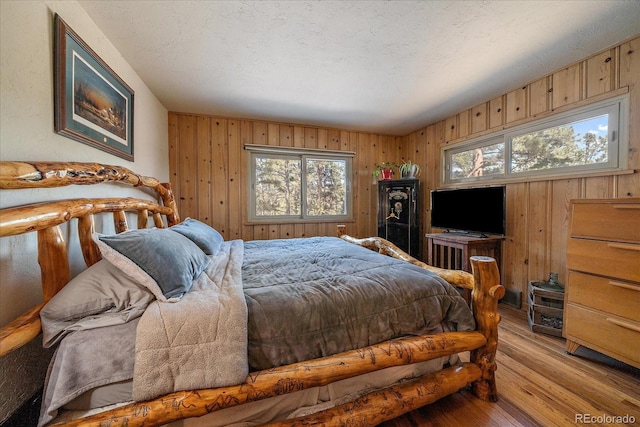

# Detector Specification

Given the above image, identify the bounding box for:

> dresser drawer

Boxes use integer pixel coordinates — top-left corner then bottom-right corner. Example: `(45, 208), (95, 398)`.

(567, 238), (640, 283)
(567, 271), (640, 321)
(565, 303), (640, 366)
(570, 201), (640, 243)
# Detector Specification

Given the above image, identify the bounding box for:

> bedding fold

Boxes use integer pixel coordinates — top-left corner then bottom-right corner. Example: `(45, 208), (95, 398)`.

(39, 319), (139, 426)
(133, 239), (248, 401)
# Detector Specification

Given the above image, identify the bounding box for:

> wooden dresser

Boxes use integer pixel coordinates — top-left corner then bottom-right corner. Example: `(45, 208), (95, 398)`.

(565, 198), (640, 368)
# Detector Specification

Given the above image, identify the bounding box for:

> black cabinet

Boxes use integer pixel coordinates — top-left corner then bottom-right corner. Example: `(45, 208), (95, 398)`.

(377, 179), (419, 257)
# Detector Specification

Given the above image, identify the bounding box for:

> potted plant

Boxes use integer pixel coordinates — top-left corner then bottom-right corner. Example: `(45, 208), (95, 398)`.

(372, 162), (397, 180)
(399, 159), (420, 179)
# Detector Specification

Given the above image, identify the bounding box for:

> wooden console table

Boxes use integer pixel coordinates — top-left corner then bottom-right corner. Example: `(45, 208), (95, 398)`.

(425, 233), (504, 302)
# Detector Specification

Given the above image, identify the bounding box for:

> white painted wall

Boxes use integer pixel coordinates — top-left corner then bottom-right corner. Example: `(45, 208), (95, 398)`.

(0, 0), (169, 420)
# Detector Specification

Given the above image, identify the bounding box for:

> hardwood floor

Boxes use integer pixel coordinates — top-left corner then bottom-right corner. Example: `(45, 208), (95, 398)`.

(380, 305), (640, 427)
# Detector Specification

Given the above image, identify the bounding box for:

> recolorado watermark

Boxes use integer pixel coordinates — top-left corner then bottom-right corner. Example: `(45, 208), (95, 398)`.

(575, 413), (636, 424)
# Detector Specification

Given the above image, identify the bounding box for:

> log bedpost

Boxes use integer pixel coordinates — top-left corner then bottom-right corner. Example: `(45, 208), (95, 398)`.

(469, 255), (505, 402)
(38, 225), (70, 302)
(78, 215), (101, 267)
(160, 182), (179, 225)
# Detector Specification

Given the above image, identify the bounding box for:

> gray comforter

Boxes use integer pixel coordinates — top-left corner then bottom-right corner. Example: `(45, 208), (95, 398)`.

(243, 237), (475, 370)
(39, 236), (474, 425)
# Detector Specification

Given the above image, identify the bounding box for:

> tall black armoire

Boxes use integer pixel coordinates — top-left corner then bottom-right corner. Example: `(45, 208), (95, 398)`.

(377, 179), (419, 258)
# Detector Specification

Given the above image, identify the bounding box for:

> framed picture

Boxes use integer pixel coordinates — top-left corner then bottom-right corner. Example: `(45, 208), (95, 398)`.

(54, 14), (134, 161)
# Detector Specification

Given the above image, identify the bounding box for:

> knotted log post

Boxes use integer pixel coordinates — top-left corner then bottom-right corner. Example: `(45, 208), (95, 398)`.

(469, 256), (505, 402)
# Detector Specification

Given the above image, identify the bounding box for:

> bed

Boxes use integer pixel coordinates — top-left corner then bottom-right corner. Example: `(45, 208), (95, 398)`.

(0, 161), (504, 426)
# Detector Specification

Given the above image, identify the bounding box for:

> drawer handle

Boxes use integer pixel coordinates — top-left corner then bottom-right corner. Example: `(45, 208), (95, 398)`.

(609, 281), (640, 292)
(607, 242), (640, 252)
(613, 204), (640, 210)
(606, 317), (640, 333)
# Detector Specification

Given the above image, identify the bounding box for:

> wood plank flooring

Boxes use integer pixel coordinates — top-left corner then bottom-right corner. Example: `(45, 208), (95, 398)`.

(380, 305), (640, 427)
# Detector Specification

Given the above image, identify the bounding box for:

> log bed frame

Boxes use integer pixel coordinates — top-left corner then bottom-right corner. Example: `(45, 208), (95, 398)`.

(0, 161), (505, 426)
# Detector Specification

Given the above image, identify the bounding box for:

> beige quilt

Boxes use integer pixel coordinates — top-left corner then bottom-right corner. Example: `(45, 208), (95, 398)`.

(133, 240), (248, 401)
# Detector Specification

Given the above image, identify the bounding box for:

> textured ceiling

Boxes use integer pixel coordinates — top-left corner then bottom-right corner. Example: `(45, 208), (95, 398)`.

(78, 1), (640, 135)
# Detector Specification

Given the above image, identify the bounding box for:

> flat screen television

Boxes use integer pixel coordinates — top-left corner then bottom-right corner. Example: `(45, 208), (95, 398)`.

(430, 186), (506, 237)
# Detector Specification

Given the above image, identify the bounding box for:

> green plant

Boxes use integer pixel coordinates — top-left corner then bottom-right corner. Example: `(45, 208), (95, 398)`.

(372, 161), (398, 178)
(399, 159), (421, 178)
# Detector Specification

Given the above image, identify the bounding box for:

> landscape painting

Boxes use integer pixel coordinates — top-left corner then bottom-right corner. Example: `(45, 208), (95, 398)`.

(54, 14), (134, 160)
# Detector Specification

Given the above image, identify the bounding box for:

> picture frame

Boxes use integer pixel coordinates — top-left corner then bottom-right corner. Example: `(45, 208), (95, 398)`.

(54, 14), (134, 161)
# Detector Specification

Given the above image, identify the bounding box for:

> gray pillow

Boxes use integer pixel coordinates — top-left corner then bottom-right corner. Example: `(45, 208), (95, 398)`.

(96, 228), (211, 301)
(170, 218), (224, 255)
(40, 259), (155, 348)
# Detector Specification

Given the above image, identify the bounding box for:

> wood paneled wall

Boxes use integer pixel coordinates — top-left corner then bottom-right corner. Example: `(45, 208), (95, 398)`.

(169, 35), (638, 309)
(405, 36), (640, 304)
(168, 115), (404, 241)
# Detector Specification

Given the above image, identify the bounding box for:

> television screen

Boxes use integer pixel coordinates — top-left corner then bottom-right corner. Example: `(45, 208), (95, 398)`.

(430, 186), (505, 236)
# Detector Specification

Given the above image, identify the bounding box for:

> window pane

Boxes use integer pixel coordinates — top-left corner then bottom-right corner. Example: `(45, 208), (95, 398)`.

(306, 159), (347, 216)
(254, 157), (301, 216)
(450, 142), (505, 180)
(510, 115), (608, 173)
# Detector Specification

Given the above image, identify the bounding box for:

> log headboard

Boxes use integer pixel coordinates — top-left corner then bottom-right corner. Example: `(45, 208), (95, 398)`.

(0, 161), (180, 357)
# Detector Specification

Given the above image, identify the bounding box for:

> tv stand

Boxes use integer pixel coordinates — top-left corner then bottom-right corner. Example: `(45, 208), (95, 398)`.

(425, 233), (504, 303)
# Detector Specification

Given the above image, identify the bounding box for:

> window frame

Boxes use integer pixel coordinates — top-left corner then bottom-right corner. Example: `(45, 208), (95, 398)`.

(442, 94), (629, 186)
(246, 144), (354, 223)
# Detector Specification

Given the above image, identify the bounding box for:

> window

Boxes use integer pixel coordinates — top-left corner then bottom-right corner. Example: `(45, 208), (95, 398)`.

(443, 95), (629, 185)
(247, 145), (353, 222)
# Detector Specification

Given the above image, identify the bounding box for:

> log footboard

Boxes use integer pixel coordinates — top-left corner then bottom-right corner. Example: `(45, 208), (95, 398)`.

(339, 234), (504, 405)
(54, 332), (487, 426)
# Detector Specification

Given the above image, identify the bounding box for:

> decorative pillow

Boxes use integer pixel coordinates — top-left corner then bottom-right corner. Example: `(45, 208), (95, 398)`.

(170, 218), (224, 255)
(40, 259), (155, 348)
(95, 228), (211, 301)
